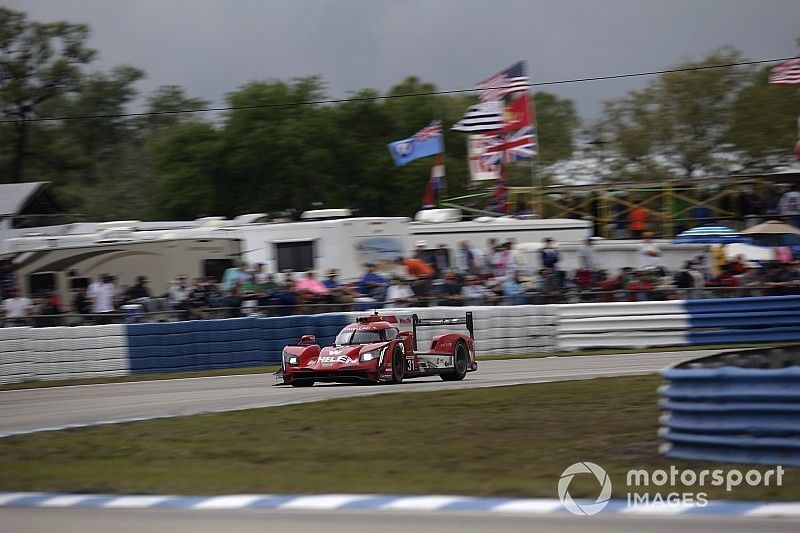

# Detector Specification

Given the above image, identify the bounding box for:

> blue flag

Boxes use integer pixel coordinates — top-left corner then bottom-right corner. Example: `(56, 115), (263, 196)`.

(387, 121), (444, 166)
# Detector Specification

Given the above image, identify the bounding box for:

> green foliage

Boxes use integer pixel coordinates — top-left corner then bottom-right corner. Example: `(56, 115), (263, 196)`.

(534, 92), (579, 163)
(603, 48), (750, 178)
(0, 7), (96, 182)
(726, 66), (800, 165)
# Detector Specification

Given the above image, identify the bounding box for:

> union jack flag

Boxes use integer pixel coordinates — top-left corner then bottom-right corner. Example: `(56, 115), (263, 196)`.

(480, 126), (538, 165)
(414, 120), (442, 141)
(476, 61), (530, 102)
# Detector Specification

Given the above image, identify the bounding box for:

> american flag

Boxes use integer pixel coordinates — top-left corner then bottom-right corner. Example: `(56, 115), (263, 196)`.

(480, 126), (538, 165)
(414, 120), (442, 142)
(476, 61), (530, 102)
(769, 58), (800, 86)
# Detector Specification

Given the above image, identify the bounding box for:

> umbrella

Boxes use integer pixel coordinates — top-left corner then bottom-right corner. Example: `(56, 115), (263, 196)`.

(672, 224), (752, 244)
(742, 220), (800, 248)
(723, 242), (774, 262)
(741, 220), (800, 236)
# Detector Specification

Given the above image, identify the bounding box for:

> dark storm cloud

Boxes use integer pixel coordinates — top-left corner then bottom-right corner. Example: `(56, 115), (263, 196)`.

(8, 0), (800, 119)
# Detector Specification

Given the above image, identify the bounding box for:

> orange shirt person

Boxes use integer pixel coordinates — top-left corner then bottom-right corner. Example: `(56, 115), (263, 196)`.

(629, 207), (649, 238)
(403, 257), (435, 278)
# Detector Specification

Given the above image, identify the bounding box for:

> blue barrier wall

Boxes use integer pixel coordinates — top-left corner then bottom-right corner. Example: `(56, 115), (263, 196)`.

(126, 313), (351, 374)
(660, 363), (800, 466)
(686, 295), (800, 345)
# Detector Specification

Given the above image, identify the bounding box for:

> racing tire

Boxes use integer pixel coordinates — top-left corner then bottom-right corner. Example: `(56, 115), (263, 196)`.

(440, 342), (469, 382)
(290, 380), (314, 387)
(390, 346), (405, 384)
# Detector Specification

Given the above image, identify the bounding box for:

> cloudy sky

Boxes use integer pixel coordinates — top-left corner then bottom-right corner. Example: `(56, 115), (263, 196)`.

(9, 0), (800, 121)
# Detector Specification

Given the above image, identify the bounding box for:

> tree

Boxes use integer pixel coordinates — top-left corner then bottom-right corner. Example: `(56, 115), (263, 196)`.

(0, 7), (95, 182)
(726, 68), (800, 169)
(601, 47), (752, 179)
(534, 91), (579, 164)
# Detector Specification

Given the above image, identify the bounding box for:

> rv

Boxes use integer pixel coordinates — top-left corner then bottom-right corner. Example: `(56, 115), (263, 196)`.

(3, 223), (242, 301)
(216, 212), (410, 281)
(409, 208), (592, 250)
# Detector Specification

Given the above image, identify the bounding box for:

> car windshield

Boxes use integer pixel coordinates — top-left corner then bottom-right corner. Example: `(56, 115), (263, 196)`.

(335, 329), (383, 346)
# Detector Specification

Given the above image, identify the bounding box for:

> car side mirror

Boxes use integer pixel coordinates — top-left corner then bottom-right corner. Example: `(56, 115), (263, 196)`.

(299, 335), (316, 346)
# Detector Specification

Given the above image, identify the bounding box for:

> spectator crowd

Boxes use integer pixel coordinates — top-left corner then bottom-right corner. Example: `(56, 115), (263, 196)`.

(3, 233), (800, 328)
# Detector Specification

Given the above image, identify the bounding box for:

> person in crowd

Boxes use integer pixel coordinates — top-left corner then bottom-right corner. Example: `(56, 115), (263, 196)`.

(577, 236), (599, 272)
(185, 277), (212, 319)
(221, 261), (250, 293)
(38, 292), (64, 327)
(357, 263), (388, 302)
(456, 240), (477, 275)
(90, 274), (117, 323)
(72, 286), (91, 322)
(540, 238), (560, 270)
(626, 270), (656, 301)
(536, 267), (562, 304)
(223, 285), (244, 317)
(432, 244), (451, 278)
(384, 276), (416, 308)
(778, 184), (800, 227)
(437, 272), (464, 306)
(502, 271), (528, 305)
(126, 275), (151, 301)
(460, 275), (496, 306)
(272, 279), (298, 315)
(628, 205), (649, 238)
(637, 232), (661, 270)
(395, 255), (435, 304)
(253, 263), (270, 285)
(491, 241), (517, 279)
(168, 274), (193, 317)
(1, 286), (34, 327)
(295, 270), (330, 311)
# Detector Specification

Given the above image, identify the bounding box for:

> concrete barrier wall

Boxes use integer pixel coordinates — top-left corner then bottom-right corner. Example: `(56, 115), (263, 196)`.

(3, 296), (800, 384)
(0, 324), (129, 383)
(554, 301), (690, 351)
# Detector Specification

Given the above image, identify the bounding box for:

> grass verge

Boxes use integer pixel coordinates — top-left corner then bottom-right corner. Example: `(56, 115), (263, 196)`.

(0, 375), (796, 500)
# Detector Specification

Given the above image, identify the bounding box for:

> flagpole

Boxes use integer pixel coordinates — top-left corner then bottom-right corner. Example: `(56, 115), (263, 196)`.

(525, 60), (541, 214)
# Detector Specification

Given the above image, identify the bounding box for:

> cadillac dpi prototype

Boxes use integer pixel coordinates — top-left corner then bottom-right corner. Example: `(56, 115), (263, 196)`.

(277, 312), (477, 386)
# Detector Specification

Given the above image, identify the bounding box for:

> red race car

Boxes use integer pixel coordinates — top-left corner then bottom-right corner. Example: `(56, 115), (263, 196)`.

(276, 312), (477, 387)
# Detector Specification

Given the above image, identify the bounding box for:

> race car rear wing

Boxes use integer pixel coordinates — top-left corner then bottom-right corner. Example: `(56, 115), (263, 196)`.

(411, 312), (474, 352)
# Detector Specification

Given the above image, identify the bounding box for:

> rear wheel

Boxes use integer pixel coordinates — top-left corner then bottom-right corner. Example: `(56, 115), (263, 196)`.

(441, 342), (469, 381)
(290, 380), (314, 387)
(390, 346), (405, 384)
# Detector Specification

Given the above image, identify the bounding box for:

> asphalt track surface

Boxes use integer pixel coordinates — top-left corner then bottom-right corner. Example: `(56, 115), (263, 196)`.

(2, 349), (798, 532)
(1, 349), (720, 437)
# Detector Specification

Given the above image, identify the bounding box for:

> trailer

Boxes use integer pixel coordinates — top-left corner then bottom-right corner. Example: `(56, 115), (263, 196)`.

(3, 223), (242, 301)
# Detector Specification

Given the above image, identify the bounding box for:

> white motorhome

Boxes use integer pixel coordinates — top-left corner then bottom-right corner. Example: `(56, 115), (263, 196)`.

(215, 212), (410, 281)
(3, 223), (242, 301)
(409, 208), (592, 250)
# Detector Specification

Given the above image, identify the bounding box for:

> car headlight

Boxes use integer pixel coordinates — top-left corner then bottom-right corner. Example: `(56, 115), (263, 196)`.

(283, 350), (299, 365)
(360, 346), (386, 363)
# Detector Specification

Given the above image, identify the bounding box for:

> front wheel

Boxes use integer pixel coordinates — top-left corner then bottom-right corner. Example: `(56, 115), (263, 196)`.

(390, 346), (405, 384)
(441, 342), (469, 381)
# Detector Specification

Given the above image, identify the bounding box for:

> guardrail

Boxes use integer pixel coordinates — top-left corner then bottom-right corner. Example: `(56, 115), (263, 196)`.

(659, 347), (800, 466)
(4, 295), (800, 385)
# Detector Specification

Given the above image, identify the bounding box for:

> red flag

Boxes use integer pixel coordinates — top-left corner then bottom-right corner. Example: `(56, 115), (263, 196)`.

(421, 155), (445, 208)
(769, 58), (800, 86)
(503, 93), (532, 132)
